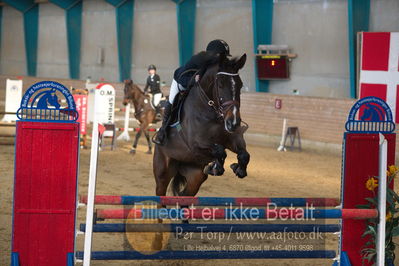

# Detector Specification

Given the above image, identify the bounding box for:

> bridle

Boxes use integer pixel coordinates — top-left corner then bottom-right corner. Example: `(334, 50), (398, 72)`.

(198, 71), (241, 119)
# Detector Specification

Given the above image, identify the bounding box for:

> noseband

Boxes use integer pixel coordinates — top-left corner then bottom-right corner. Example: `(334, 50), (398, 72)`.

(198, 71), (240, 119)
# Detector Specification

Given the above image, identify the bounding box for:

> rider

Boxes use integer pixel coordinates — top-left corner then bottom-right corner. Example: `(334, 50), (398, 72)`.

(144, 64), (162, 107)
(154, 39), (231, 145)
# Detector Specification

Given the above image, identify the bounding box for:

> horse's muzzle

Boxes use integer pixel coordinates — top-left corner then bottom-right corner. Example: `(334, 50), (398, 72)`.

(225, 117), (241, 132)
(224, 105), (241, 133)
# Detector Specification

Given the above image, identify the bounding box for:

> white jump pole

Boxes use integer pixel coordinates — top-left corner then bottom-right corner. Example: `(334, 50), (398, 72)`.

(277, 118), (287, 151)
(82, 99), (101, 266)
(117, 103), (131, 141)
(376, 133), (387, 266)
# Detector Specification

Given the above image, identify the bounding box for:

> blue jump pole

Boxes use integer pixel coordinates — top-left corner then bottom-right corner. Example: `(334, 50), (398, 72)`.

(80, 223), (341, 233)
(76, 250), (337, 260)
(96, 207), (378, 220)
(80, 195), (340, 207)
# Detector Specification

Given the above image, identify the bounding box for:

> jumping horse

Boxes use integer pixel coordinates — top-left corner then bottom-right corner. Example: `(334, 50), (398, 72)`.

(153, 54), (250, 196)
(122, 80), (161, 154)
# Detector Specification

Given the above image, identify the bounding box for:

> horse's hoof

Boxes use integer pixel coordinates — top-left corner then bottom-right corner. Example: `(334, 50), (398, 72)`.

(230, 163), (247, 179)
(205, 162), (224, 176)
(230, 163), (239, 172)
(130, 149), (136, 154)
(236, 169), (247, 178)
(146, 150), (152, 154)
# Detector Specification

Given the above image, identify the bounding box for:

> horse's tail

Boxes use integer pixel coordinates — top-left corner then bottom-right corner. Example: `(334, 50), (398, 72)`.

(171, 172), (187, 196)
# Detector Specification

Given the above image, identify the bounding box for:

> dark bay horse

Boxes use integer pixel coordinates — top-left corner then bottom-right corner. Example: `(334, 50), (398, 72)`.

(122, 80), (160, 154)
(153, 54), (250, 196)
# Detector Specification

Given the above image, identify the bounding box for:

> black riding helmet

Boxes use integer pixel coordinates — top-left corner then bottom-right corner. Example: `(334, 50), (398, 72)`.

(206, 39), (231, 56)
(148, 64), (156, 71)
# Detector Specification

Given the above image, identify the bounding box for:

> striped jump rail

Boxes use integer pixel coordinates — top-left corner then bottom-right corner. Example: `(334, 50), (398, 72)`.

(80, 223), (341, 233)
(80, 195), (340, 207)
(95, 208), (378, 220)
(76, 250), (337, 260)
(115, 128), (157, 132)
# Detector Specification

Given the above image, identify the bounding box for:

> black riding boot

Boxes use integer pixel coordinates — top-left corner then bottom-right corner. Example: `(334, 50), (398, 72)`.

(153, 102), (172, 145)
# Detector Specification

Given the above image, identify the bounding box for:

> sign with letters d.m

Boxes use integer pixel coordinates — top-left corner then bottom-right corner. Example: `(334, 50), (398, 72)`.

(94, 83), (115, 124)
(2, 79), (23, 122)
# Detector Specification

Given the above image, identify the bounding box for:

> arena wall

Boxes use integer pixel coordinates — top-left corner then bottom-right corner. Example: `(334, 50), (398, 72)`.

(3, 75), (399, 156)
(1, 0), (399, 98)
(240, 92), (354, 145)
(0, 75), (352, 143)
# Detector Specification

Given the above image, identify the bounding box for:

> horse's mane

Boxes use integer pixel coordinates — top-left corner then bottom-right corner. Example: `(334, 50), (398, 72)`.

(133, 83), (145, 95)
(125, 80), (144, 95)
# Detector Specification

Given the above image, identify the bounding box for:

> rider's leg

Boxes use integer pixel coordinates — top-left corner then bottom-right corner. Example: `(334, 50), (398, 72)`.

(153, 80), (178, 145)
(153, 93), (162, 106)
(168, 79), (180, 105)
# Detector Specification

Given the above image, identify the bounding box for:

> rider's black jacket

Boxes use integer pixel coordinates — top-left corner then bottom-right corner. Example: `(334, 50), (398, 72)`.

(144, 74), (161, 94)
(173, 51), (218, 89)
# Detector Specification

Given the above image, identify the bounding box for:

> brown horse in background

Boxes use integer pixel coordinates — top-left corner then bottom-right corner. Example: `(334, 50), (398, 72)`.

(122, 80), (160, 154)
(153, 54), (250, 196)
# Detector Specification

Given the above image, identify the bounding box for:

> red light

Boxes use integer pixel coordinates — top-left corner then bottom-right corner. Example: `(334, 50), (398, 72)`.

(257, 56), (289, 79)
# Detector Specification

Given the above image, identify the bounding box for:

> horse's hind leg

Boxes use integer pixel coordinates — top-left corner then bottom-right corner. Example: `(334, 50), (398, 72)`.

(153, 146), (176, 196)
(179, 166), (208, 196)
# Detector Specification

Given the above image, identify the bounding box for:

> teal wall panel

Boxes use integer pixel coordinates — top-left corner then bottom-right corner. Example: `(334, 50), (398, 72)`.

(50, 0), (83, 79)
(348, 0), (370, 98)
(252, 0), (273, 92)
(3, 0), (39, 76)
(173, 0), (196, 66)
(106, 0), (134, 82)
(23, 6), (39, 76)
(0, 7), (2, 52)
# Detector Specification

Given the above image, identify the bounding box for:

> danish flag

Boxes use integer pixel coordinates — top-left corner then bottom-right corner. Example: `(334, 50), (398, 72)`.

(359, 32), (399, 123)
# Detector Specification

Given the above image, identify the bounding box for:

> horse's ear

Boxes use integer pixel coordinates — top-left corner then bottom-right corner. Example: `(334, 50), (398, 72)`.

(235, 53), (246, 70)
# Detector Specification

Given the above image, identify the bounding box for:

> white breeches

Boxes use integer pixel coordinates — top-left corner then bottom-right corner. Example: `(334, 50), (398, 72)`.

(169, 79), (186, 104)
(153, 93), (162, 106)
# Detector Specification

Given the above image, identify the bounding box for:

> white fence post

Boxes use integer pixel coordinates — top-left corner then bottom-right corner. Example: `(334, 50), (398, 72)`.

(277, 118), (287, 151)
(376, 133), (387, 266)
(82, 93), (102, 266)
(117, 103), (131, 141)
(86, 81), (99, 124)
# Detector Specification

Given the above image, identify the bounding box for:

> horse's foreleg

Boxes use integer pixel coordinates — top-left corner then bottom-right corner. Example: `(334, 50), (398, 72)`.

(144, 129), (152, 154)
(204, 144), (226, 176)
(228, 135), (250, 179)
(143, 112), (154, 154)
(130, 130), (142, 154)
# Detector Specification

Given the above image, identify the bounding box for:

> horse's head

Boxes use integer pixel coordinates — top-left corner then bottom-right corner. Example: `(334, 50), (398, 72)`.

(212, 53), (246, 133)
(123, 79), (142, 106)
(361, 103), (383, 122)
(48, 89), (60, 109)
